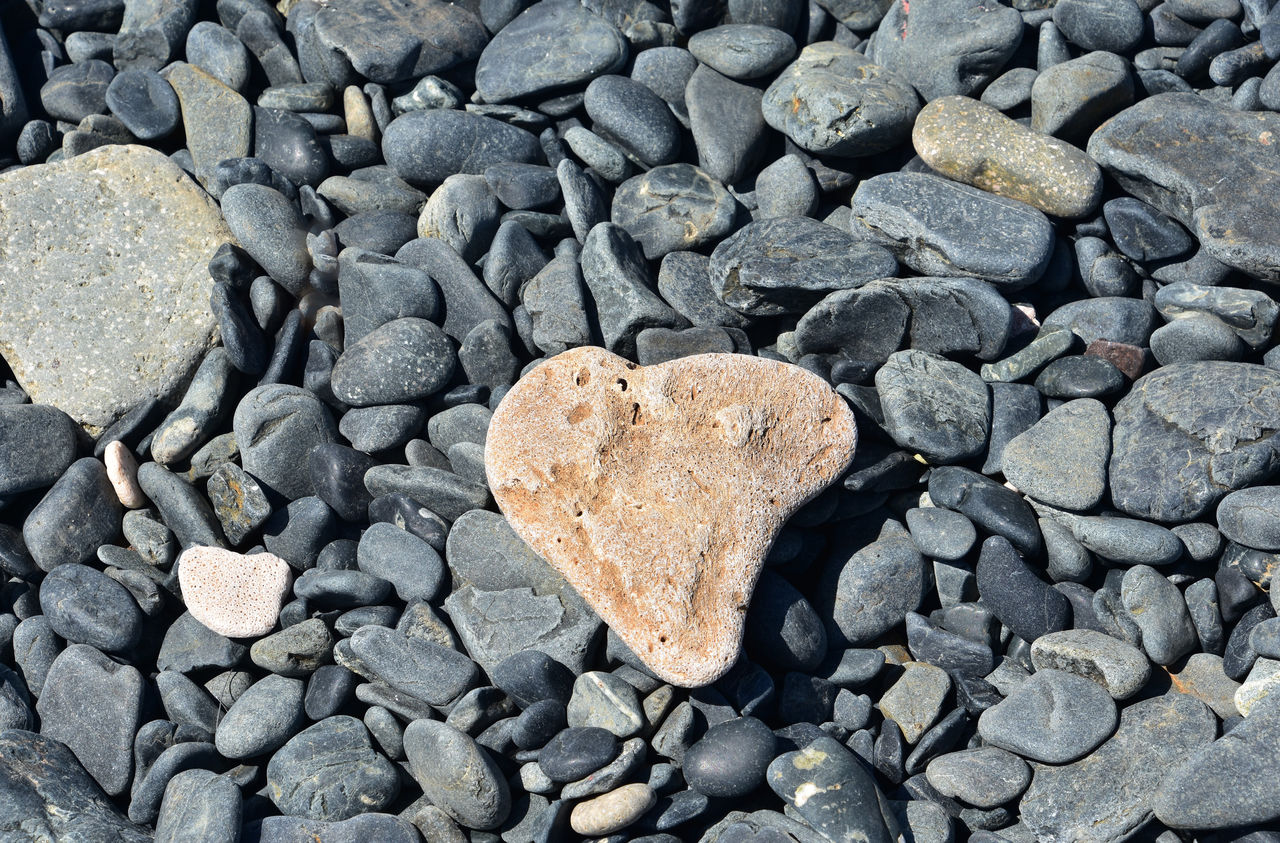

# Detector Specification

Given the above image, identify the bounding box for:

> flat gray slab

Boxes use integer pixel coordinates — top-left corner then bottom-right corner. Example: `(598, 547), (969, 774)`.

(0, 144), (227, 434)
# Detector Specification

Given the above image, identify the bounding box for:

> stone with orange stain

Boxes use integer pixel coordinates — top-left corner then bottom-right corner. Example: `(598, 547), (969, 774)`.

(485, 347), (856, 687)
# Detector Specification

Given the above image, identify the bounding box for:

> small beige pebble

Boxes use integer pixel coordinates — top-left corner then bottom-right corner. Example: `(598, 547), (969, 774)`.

(486, 347), (856, 687)
(569, 783), (656, 836)
(104, 440), (147, 508)
(343, 85), (376, 142)
(177, 546), (292, 638)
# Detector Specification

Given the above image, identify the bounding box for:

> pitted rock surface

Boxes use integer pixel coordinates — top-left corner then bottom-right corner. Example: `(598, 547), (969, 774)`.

(485, 347), (856, 686)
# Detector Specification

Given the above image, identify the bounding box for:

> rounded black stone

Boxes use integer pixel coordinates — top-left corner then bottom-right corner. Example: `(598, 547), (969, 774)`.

(309, 443), (378, 522)
(104, 68), (179, 140)
(491, 649), (577, 708)
(684, 716), (777, 798)
(511, 698), (568, 750)
(39, 564), (143, 654)
(538, 726), (620, 783)
(1035, 355), (1127, 399)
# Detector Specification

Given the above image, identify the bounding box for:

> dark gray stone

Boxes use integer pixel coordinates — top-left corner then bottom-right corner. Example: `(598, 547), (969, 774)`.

(978, 668), (1117, 764)
(313, 0), (485, 83)
(1218, 486), (1280, 551)
(215, 673), (306, 759)
(220, 183), (312, 295)
(977, 536), (1071, 644)
(689, 24), (796, 79)
(476, 0), (627, 102)
(1001, 398), (1110, 510)
(253, 105), (329, 187)
(1088, 93), (1280, 282)
(330, 317), (456, 406)
(1040, 296), (1157, 346)
(795, 276), (1010, 364)
(930, 466), (1043, 557)
(444, 509), (602, 674)
(876, 350), (990, 463)
(138, 461), (226, 548)
(254, 813), (419, 843)
(0, 406), (76, 498)
(1022, 692), (1216, 840)
(763, 41), (918, 157)
(710, 216), (898, 317)
(357, 521), (446, 602)
(336, 249), (440, 346)
(1122, 565), (1198, 665)
(580, 222), (683, 357)
(153, 769), (241, 843)
(0, 730), (150, 842)
(39, 59), (114, 123)
(685, 65), (769, 185)
(349, 625), (478, 707)
(39, 564), (142, 655)
(404, 719), (510, 830)
(1152, 693), (1280, 829)
(266, 716), (399, 820)
(867, 0), (1023, 100)
(1109, 362), (1280, 522)
(1053, 0), (1144, 52)
(234, 383), (338, 501)
(611, 164), (736, 259)
(584, 74), (681, 167)
(925, 747), (1029, 809)
(824, 525), (926, 646)
(23, 458), (121, 572)
(768, 736), (898, 843)
(105, 67), (179, 140)
(382, 109), (541, 186)
(1032, 51), (1135, 140)
(852, 172), (1054, 288)
(1065, 513), (1185, 566)
(35, 644), (143, 797)
(1155, 282), (1278, 349)
(396, 237), (514, 342)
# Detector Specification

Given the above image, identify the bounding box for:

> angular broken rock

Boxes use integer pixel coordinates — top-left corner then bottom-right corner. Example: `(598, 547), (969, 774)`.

(177, 546), (292, 638)
(485, 347), (857, 686)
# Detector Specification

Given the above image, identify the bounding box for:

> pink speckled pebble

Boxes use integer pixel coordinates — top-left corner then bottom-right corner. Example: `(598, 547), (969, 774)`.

(177, 546), (292, 638)
(104, 440), (147, 508)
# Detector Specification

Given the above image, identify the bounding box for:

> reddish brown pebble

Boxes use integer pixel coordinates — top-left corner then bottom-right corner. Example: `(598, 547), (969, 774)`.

(485, 347), (857, 687)
(177, 546), (292, 638)
(1085, 339), (1147, 380)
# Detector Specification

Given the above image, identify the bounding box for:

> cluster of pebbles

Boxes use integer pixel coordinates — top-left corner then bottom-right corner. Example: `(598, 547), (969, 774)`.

(5, 0), (1280, 840)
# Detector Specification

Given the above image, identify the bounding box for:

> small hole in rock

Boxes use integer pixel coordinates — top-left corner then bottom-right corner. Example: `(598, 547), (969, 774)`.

(630, 403), (641, 425)
(575, 368), (590, 386)
(616, 377), (628, 391)
(659, 635), (667, 643)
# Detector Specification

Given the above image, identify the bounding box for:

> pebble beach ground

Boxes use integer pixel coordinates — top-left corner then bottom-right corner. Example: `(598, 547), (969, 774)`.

(4, 0), (1280, 840)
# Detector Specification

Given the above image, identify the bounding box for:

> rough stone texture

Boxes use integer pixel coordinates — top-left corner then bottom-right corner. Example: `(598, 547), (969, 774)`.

(913, 95), (1102, 218)
(313, 0), (486, 83)
(177, 546), (292, 638)
(1029, 629), (1150, 700)
(1020, 693), (1217, 841)
(866, 0), (1024, 101)
(486, 347), (856, 686)
(1109, 362), (1280, 522)
(852, 171), (1054, 288)
(1001, 398), (1110, 511)
(0, 730), (151, 842)
(1088, 93), (1280, 282)
(474, 0), (626, 103)
(762, 41), (919, 158)
(163, 63), (252, 188)
(0, 144), (226, 434)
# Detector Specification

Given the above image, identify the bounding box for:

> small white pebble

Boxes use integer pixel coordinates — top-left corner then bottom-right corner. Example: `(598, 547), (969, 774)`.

(177, 546), (292, 638)
(104, 440), (147, 508)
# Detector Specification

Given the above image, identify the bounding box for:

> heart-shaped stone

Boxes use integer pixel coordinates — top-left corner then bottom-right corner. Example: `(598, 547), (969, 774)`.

(485, 347), (856, 686)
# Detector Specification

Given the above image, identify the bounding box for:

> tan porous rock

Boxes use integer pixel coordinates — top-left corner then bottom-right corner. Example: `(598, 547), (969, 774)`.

(912, 95), (1103, 219)
(177, 546), (292, 638)
(485, 346), (857, 687)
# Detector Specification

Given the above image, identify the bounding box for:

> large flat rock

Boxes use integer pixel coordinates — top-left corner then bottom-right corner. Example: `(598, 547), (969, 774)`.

(0, 145), (228, 435)
(1088, 93), (1280, 282)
